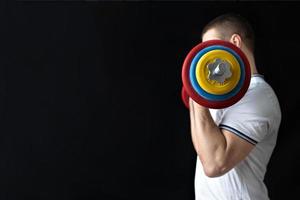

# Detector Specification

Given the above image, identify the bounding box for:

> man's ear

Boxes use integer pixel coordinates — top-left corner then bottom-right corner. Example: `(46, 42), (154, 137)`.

(230, 34), (242, 48)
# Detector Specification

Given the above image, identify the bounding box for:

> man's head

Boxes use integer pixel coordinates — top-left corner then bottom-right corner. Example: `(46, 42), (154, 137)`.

(202, 13), (255, 53)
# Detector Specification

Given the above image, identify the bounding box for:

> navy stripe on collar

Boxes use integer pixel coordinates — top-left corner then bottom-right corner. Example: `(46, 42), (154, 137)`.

(251, 73), (264, 79)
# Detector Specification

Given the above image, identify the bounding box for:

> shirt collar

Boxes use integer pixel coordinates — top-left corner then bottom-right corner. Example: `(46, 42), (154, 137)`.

(249, 73), (264, 89)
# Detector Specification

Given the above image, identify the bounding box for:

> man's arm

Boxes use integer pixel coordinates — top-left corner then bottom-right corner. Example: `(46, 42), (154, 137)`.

(189, 98), (254, 177)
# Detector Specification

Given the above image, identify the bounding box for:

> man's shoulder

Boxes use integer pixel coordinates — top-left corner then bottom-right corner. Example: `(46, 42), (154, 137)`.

(223, 76), (281, 126)
(249, 77), (280, 110)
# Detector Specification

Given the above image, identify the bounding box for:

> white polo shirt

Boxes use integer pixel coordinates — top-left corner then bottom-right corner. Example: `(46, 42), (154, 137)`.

(194, 74), (281, 200)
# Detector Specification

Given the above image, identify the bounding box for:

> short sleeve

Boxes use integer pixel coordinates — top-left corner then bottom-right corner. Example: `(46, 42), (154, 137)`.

(219, 100), (270, 145)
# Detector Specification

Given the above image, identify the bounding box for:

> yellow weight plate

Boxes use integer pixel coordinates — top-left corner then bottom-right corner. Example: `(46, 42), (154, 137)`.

(195, 50), (241, 95)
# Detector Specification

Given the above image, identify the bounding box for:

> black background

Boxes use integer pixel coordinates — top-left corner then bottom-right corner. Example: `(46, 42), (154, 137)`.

(1, 1), (300, 200)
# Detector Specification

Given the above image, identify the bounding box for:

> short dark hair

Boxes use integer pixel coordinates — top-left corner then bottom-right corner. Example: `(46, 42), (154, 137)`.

(202, 13), (255, 52)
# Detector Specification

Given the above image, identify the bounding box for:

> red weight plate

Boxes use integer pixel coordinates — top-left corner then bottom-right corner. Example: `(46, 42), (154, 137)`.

(181, 39), (251, 109)
(181, 86), (189, 109)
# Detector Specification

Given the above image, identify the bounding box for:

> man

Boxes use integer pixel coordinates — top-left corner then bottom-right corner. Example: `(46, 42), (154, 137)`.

(190, 13), (281, 200)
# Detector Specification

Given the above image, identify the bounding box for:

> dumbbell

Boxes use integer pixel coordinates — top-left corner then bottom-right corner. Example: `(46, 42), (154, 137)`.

(181, 40), (251, 109)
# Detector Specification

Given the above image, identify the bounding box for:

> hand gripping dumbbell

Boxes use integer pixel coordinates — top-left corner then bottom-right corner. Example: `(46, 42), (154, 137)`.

(181, 40), (251, 109)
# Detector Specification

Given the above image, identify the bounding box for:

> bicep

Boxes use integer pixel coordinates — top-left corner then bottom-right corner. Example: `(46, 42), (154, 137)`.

(221, 128), (255, 171)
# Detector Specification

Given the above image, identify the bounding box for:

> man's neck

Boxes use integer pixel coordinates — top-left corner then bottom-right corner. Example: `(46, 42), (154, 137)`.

(244, 48), (258, 75)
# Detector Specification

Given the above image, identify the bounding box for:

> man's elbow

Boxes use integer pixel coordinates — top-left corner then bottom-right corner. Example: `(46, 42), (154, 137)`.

(203, 163), (229, 178)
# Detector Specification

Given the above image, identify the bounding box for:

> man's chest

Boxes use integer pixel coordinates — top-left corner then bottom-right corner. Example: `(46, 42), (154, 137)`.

(209, 109), (224, 125)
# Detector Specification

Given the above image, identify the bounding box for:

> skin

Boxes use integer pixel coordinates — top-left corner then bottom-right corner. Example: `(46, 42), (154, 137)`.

(190, 28), (258, 177)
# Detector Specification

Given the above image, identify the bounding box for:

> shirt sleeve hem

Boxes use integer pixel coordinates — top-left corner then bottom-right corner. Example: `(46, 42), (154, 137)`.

(219, 124), (258, 145)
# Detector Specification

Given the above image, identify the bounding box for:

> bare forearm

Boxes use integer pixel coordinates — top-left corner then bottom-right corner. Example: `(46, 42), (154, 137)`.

(189, 99), (228, 175)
